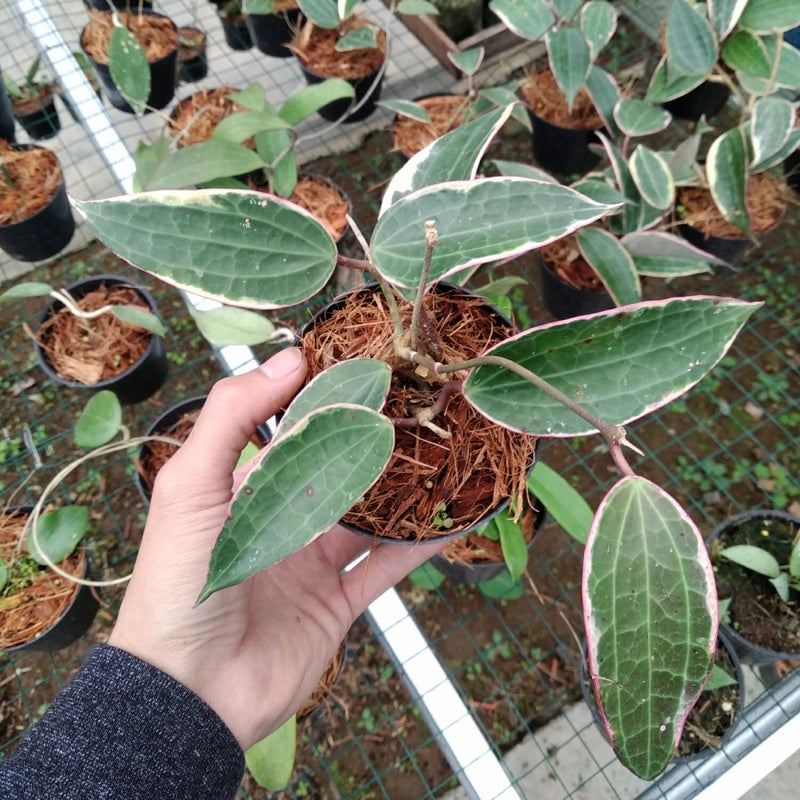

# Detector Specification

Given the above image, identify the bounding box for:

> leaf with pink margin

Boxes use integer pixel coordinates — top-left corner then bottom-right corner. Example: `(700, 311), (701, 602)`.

(463, 296), (759, 436)
(582, 476), (717, 780)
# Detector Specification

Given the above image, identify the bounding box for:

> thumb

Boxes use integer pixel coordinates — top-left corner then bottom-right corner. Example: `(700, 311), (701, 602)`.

(171, 348), (307, 491)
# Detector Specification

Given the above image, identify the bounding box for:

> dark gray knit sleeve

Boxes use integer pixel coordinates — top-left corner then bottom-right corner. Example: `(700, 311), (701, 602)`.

(0, 644), (245, 799)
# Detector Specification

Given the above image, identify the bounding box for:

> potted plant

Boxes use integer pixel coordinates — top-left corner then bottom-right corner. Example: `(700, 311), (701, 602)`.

(490, 0), (620, 176)
(0, 504), (97, 652)
(707, 509), (800, 664)
(290, 0), (388, 123)
(80, 7), (178, 113)
(76, 104), (760, 780)
(177, 26), (209, 82)
(2, 57), (61, 141)
(0, 66), (16, 142)
(244, 0), (302, 58)
(0, 275), (168, 405)
(0, 140), (75, 262)
(218, 0), (254, 50)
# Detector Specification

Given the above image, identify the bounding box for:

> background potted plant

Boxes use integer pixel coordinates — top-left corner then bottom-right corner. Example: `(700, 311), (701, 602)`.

(75, 103), (760, 780)
(177, 26), (209, 83)
(244, 0), (302, 58)
(0, 140), (75, 262)
(2, 56), (61, 140)
(0, 66), (16, 142)
(0, 275), (168, 405)
(218, 0), (255, 50)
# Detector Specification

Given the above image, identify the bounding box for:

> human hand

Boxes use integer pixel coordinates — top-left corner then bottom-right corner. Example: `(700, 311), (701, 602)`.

(109, 348), (444, 750)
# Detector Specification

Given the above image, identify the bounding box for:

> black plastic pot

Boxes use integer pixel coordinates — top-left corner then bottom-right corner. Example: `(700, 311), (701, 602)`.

(246, 8), (301, 58)
(177, 27), (209, 83)
(13, 91), (61, 140)
(431, 499), (546, 584)
(221, 16), (254, 50)
(678, 221), (751, 267)
(430, 0), (483, 42)
(0, 144), (75, 262)
(81, 12), (178, 113)
(1, 506), (99, 654)
(707, 509), (800, 664)
(83, 0), (153, 8)
(136, 395), (272, 505)
(784, 147), (800, 195)
(298, 54), (385, 123)
(526, 106), (601, 177)
(0, 92), (15, 142)
(661, 81), (729, 122)
(580, 630), (745, 766)
(35, 274), (168, 404)
(299, 282), (534, 545)
(540, 257), (614, 320)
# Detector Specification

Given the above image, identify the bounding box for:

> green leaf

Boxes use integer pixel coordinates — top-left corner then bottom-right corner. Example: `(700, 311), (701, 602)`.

(245, 716), (296, 790)
(0, 560), (7, 592)
(108, 27), (150, 115)
(488, 0), (554, 41)
(0, 282), (53, 301)
(721, 30), (771, 77)
(243, 0), (275, 12)
(496, 512), (528, 579)
(576, 226), (640, 305)
(297, 0), (339, 28)
(75, 190), (337, 310)
(381, 105), (514, 213)
(227, 84), (268, 112)
(396, 0), (439, 13)
(199, 405), (394, 600)
(491, 159), (557, 182)
(629, 145), (674, 211)
(645, 56), (707, 104)
(667, 133), (702, 183)
(338, 0), (358, 19)
(372, 177), (617, 288)
(707, 128), (750, 235)
(666, 0), (718, 78)
(595, 133), (644, 234)
(737, 37), (800, 92)
(336, 26), (378, 51)
(74, 391), (122, 448)
(720, 544), (781, 578)
(273, 359), (391, 439)
(407, 561), (446, 589)
(478, 569), (524, 599)
(189, 305), (276, 346)
(280, 79), (355, 125)
(27, 506), (90, 566)
(527, 461), (592, 544)
(750, 97), (794, 170)
(546, 27), (591, 112)
(770, 573), (790, 602)
(710, 0), (748, 39)
(143, 141), (266, 191)
(584, 477), (716, 780)
(133, 136), (170, 192)
(471, 275), (527, 298)
(738, 0), (800, 34)
(620, 231), (719, 276)
(614, 98), (671, 137)
(255, 129), (297, 198)
(571, 177), (626, 207)
(585, 66), (622, 139)
(581, 0), (617, 58)
(705, 662), (738, 691)
(789, 539), (800, 579)
(377, 99), (431, 123)
(463, 297), (759, 436)
(448, 46), (485, 77)
(109, 305), (167, 337)
(551, 0), (582, 19)
(212, 110), (288, 144)
(750, 128), (800, 174)
(236, 441), (261, 468)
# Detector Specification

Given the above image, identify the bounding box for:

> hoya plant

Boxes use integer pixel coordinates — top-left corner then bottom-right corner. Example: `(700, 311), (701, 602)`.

(74, 104), (759, 779)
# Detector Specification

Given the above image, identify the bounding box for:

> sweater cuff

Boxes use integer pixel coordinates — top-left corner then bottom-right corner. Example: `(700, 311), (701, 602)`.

(1, 644), (244, 800)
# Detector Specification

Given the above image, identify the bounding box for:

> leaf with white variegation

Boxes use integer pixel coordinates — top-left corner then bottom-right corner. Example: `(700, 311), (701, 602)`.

(108, 27), (150, 115)
(581, 0), (617, 58)
(721, 30), (771, 78)
(546, 27), (591, 112)
(298, 0), (339, 28)
(378, 99), (431, 123)
(448, 46), (485, 76)
(380, 105), (513, 214)
(336, 26), (378, 51)
(645, 57), (707, 104)
(576, 226), (640, 305)
(372, 178), (618, 288)
(199, 404), (394, 601)
(585, 66), (621, 139)
(666, 0), (718, 78)
(751, 128), (800, 174)
(488, 0), (554, 40)
(621, 231), (720, 276)
(707, 128), (750, 235)
(710, 0), (748, 39)
(738, 37), (800, 93)
(462, 297), (759, 436)
(492, 160), (557, 183)
(614, 98), (671, 137)
(750, 97), (794, 170)
(338, 0), (358, 19)
(75, 190), (337, 310)
(273, 359), (391, 439)
(596, 133), (643, 234)
(583, 477), (717, 780)
(571, 177), (626, 207)
(629, 145), (674, 211)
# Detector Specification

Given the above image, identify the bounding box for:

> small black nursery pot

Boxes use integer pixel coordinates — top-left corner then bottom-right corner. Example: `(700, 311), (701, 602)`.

(661, 81), (729, 122)
(177, 27), (209, 83)
(526, 106), (601, 177)
(221, 16), (254, 50)
(298, 60), (384, 124)
(12, 89), (61, 140)
(539, 257), (614, 320)
(0, 67), (16, 141)
(246, 8), (301, 58)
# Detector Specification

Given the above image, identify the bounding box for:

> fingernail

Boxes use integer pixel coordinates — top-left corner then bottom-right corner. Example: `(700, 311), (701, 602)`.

(261, 347), (303, 380)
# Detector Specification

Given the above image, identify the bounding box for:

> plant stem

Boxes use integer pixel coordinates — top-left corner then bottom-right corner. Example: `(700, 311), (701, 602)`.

(50, 289), (117, 321)
(392, 379), (462, 433)
(410, 220), (438, 353)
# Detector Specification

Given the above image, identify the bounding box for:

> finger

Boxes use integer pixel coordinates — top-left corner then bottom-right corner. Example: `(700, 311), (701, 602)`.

(173, 348), (307, 487)
(340, 538), (447, 619)
(318, 524), (377, 572)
